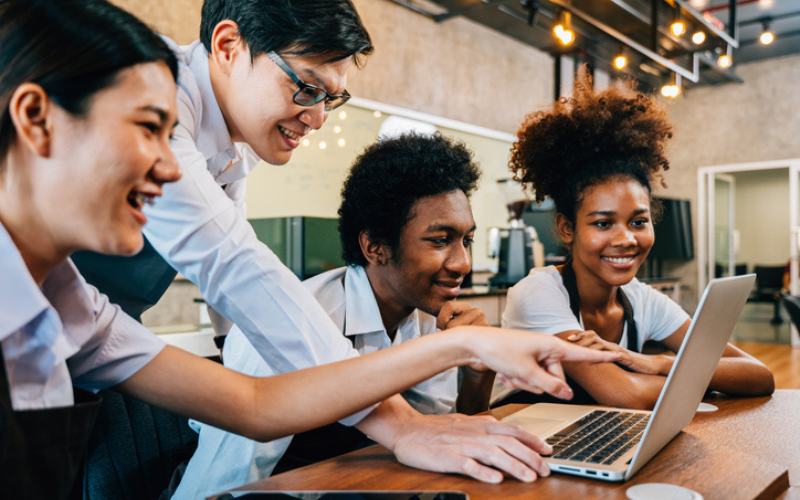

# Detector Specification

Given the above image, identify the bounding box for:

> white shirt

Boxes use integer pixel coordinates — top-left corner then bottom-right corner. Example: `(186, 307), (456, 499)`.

(305, 266), (458, 415)
(0, 222), (166, 411)
(147, 39), (360, 375)
(172, 266), (457, 500)
(493, 266), (690, 403)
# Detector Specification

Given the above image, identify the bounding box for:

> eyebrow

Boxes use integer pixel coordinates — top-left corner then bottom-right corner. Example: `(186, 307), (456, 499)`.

(299, 67), (341, 94)
(587, 208), (650, 217)
(425, 223), (477, 233)
(140, 105), (179, 128)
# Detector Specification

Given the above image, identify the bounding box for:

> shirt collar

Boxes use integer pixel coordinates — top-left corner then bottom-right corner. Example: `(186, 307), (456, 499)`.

(187, 42), (235, 166)
(342, 266), (421, 342)
(0, 221), (51, 342)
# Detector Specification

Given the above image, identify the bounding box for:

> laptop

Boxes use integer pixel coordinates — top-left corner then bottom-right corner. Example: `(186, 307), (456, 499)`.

(501, 274), (756, 482)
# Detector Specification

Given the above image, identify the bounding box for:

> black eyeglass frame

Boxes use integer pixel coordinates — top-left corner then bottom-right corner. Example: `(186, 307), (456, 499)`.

(266, 51), (351, 111)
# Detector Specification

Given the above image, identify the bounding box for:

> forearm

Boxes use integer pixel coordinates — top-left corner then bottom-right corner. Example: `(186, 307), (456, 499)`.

(120, 332), (472, 442)
(456, 367), (497, 415)
(565, 362), (667, 410)
(707, 357), (775, 396)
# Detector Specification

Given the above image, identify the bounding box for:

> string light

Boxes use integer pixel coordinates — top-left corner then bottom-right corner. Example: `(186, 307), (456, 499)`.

(319, 141), (327, 149)
(692, 31), (706, 44)
(338, 138), (346, 147)
(670, 9), (686, 37)
(760, 23), (774, 45)
(302, 139), (310, 147)
(338, 111), (347, 120)
(333, 126), (341, 133)
(718, 53), (732, 68)
(613, 46), (627, 70)
(660, 73), (682, 98)
(373, 110), (382, 118)
(553, 11), (575, 46)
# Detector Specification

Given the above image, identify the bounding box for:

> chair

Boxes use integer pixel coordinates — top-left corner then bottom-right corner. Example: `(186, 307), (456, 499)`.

(80, 390), (198, 500)
(752, 265), (787, 325)
(783, 295), (800, 333)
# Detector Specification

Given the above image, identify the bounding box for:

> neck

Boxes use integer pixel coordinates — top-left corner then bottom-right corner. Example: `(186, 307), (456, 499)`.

(364, 265), (415, 341)
(570, 259), (619, 315)
(0, 158), (68, 286)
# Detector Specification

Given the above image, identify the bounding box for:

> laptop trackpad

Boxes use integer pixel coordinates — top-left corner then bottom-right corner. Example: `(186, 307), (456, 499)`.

(502, 415), (566, 437)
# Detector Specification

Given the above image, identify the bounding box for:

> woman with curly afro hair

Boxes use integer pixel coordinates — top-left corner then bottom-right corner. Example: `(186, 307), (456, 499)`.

(499, 79), (774, 410)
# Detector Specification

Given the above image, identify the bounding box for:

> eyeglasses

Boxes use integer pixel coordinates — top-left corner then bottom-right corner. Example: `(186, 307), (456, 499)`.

(266, 51), (351, 111)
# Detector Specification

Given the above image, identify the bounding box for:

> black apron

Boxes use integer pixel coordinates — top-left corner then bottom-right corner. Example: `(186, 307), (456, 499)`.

(492, 259), (639, 407)
(71, 237), (177, 321)
(0, 347), (102, 499)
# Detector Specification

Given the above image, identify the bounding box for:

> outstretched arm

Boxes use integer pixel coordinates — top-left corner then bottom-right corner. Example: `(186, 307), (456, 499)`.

(118, 326), (618, 481)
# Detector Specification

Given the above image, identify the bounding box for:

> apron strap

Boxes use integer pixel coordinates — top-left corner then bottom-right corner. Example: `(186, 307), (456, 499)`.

(561, 258), (639, 352)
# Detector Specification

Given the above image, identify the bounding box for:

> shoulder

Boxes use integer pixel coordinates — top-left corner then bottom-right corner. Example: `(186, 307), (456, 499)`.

(303, 267), (348, 314)
(503, 266), (578, 333)
(162, 37), (204, 133)
(507, 266), (567, 304)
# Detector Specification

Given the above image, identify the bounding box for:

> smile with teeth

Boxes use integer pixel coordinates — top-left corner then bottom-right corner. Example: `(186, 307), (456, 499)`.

(278, 125), (301, 140)
(602, 255), (636, 264)
(127, 191), (155, 210)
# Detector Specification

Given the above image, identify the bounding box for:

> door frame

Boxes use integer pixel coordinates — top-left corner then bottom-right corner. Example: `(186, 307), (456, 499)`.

(698, 159), (800, 347)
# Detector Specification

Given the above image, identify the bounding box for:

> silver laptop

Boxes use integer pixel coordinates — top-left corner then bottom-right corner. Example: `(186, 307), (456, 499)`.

(502, 274), (756, 481)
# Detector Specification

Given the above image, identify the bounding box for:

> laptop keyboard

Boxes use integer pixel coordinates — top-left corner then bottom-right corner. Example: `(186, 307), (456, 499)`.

(544, 410), (650, 465)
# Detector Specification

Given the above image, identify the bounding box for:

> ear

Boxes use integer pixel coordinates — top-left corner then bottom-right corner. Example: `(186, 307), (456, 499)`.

(210, 20), (246, 75)
(556, 213), (574, 245)
(358, 231), (390, 267)
(8, 83), (53, 158)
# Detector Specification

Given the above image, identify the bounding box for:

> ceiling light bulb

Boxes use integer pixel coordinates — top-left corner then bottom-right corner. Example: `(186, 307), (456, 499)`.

(559, 29), (575, 45)
(338, 138), (346, 147)
(333, 126), (341, 133)
(671, 21), (686, 37)
(718, 54), (732, 68)
(302, 139), (310, 147)
(373, 110), (382, 118)
(614, 55), (627, 69)
(661, 84), (680, 98)
(692, 31), (706, 44)
(554, 24), (564, 37)
(319, 141), (327, 149)
(338, 111), (347, 120)
(760, 30), (774, 45)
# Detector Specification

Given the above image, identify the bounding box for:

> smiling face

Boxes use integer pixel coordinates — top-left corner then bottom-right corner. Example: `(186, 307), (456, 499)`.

(220, 45), (350, 165)
(39, 62), (180, 256)
(559, 177), (654, 289)
(374, 190), (476, 318)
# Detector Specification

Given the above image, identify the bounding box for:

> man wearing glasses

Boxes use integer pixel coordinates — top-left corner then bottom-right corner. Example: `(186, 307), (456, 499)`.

(74, 1), (555, 498)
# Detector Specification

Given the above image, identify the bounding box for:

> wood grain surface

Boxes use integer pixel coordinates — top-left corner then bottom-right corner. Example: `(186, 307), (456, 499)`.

(211, 391), (800, 500)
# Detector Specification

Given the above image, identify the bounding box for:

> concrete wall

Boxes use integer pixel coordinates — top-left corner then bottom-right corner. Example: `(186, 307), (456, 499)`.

(657, 53), (800, 310)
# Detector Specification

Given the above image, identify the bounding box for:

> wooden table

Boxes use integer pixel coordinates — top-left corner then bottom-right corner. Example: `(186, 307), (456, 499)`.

(213, 390), (800, 500)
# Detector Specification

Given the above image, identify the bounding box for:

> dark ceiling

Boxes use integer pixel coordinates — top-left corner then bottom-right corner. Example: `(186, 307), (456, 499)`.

(389, 0), (800, 92)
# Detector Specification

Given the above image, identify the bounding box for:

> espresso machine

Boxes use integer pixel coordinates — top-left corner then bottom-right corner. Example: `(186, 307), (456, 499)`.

(488, 180), (544, 289)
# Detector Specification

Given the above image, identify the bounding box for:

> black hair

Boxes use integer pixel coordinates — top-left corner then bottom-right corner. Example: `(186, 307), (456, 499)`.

(510, 77), (672, 229)
(338, 133), (481, 267)
(0, 0), (178, 165)
(200, 0), (373, 66)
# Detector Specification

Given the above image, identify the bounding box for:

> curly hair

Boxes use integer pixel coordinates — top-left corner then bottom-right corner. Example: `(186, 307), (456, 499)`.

(339, 133), (481, 267)
(509, 77), (673, 227)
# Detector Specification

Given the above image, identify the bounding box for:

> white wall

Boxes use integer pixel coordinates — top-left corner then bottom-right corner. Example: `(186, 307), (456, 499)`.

(732, 168), (790, 269)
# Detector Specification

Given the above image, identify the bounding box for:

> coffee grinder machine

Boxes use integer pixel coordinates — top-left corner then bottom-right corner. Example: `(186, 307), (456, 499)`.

(488, 179), (544, 289)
